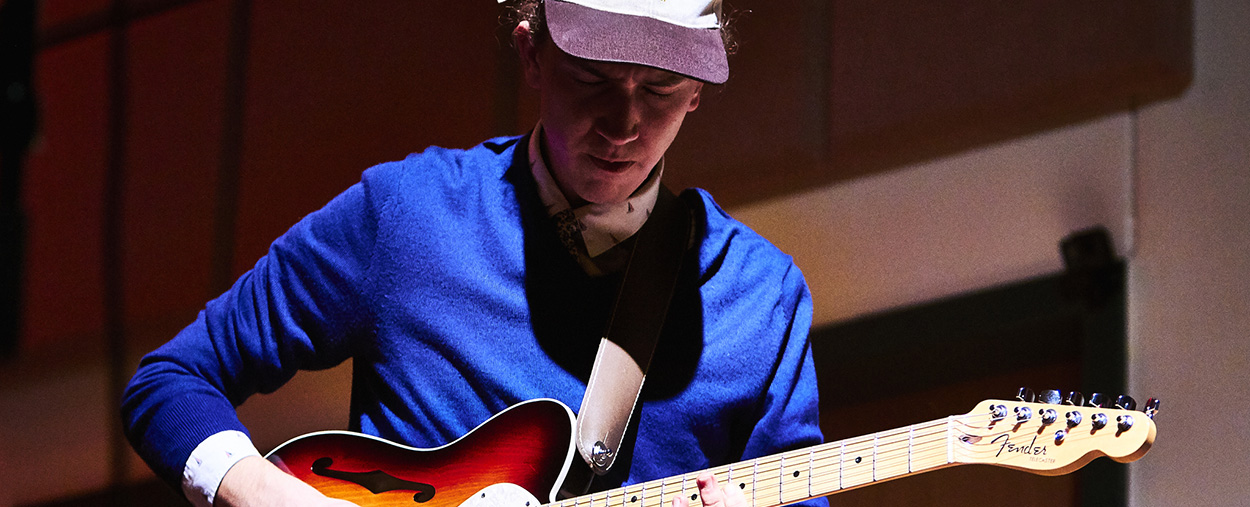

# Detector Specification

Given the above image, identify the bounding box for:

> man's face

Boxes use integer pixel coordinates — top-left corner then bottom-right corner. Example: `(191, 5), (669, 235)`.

(517, 25), (704, 206)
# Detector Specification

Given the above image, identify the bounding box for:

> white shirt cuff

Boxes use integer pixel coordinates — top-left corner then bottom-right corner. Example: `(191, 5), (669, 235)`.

(181, 430), (262, 507)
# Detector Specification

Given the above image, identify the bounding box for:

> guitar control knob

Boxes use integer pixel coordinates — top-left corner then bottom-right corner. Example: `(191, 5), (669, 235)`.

(1117, 415), (1135, 432)
(1039, 389), (1063, 405)
(1015, 387), (1036, 403)
(1091, 413), (1109, 430)
(1054, 429), (1067, 443)
(990, 404), (1008, 422)
(1014, 406), (1032, 423)
(1064, 391), (1085, 406)
(1088, 393), (1109, 408)
(1065, 411), (1082, 427)
(1115, 395), (1137, 411)
(1040, 408), (1059, 425)
(1144, 398), (1162, 419)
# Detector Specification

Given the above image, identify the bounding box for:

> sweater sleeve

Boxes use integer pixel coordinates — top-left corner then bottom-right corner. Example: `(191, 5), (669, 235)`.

(121, 172), (381, 487)
(741, 264), (830, 507)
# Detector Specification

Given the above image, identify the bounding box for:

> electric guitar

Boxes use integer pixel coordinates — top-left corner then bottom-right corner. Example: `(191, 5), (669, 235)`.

(266, 392), (1158, 507)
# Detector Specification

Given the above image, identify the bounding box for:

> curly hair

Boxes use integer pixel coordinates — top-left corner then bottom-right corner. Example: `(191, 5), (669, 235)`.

(500, 0), (740, 56)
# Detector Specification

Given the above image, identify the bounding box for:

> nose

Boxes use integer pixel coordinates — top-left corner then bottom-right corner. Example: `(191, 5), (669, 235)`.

(593, 91), (641, 146)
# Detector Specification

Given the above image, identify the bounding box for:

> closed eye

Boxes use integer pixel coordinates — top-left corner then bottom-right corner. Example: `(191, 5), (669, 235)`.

(645, 86), (679, 97)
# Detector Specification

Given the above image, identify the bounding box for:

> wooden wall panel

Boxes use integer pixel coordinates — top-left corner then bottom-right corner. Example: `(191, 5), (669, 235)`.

(826, 0), (1192, 182)
(666, 0), (1191, 207)
(665, 1), (829, 203)
(231, 1), (510, 273)
(37, 0), (111, 32)
(121, 0), (229, 333)
(23, 34), (111, 350)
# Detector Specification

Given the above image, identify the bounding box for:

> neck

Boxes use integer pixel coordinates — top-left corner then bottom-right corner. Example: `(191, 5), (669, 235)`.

(548, 416), (958, 507)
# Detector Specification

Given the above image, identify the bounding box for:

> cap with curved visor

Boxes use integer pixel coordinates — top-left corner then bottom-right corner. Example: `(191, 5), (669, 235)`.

(524, 0), (729, 84)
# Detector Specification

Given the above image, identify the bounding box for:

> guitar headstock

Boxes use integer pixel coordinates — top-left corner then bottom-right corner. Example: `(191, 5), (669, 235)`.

(950, 390), (1158, 475)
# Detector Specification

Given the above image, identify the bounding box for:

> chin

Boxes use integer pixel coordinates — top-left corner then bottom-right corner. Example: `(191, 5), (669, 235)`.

(575, 182), (634, 205)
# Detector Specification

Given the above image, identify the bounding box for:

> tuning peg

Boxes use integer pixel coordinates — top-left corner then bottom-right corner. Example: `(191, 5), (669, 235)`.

(1115, 395), (1137, 411)
(1039, 389), (1063, 404)
(1063, 391), (1085, 406)
(1144, 398), (1162, 419)
(1087, 393), (1109, 408)
(1015, 387), (1036, 403)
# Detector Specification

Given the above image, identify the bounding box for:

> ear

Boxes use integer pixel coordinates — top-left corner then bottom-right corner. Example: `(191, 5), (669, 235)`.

(686, 82), (704, 112)
(513, 21), (543, 90)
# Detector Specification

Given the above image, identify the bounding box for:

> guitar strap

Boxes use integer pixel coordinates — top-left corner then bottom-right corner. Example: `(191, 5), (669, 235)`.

(568, 185), (693, 494)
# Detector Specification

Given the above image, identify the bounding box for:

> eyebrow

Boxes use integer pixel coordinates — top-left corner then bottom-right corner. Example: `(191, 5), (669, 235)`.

(566, 55), (689, 87)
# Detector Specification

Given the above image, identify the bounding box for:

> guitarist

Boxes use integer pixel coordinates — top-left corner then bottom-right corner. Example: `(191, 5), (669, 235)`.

(122, 2), (827, 507)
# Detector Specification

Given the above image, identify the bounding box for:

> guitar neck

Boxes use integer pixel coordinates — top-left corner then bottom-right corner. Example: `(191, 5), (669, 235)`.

(550, 416), (958, 507)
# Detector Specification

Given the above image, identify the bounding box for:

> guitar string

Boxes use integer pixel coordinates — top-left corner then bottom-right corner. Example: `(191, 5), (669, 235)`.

(809, 412), (1134, 492)
(555, 431), (1120, 507)
(550, 419), (962, 507)
(548, 409), (1138, 507)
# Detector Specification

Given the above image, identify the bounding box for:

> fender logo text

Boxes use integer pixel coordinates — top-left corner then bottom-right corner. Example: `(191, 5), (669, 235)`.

(992, 434), (1048, 458)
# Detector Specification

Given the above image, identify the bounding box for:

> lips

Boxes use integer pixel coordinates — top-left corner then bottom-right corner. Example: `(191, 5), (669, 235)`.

(588, 155), (635, 173)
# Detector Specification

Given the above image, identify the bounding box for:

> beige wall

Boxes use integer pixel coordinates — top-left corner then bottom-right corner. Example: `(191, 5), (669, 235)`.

(736, 114), (1134, 325)
(1128, 0), (1250, 504)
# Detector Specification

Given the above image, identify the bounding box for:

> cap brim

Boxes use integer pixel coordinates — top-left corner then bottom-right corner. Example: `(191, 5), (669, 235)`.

(545, 0), (729, 84)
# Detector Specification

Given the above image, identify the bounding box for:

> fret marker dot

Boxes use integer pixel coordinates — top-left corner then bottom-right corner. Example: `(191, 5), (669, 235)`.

(631, 497), (638, 503)
(739, 483), (746, 489)
(691, 494), (698, 501)
(855, 457), (862, 464)
(793, 471), (800, 477)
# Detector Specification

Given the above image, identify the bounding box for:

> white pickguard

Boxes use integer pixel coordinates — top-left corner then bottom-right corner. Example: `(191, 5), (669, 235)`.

(457, 483), (542, 507)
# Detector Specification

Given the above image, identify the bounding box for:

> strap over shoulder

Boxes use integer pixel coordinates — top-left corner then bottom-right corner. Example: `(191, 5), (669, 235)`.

(575, 186), (693, 476)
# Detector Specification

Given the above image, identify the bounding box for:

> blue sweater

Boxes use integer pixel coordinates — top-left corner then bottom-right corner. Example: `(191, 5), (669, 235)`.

(122, 136), (825, 505)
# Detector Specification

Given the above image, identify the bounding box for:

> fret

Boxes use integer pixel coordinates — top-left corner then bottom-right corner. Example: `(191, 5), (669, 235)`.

(873, 427), (912, 482)
(681, 472), (688, 507)
(621, 483), (642, 507)
(778, 449), (810, 505)
(659, 476), (668, 507)
(593, 489), (612, 507)
(751, 458), (758, 507)
(606, 487), (625, 507)
(901, 420), (951, 473)
(669, 474), (687, 507)
(840, 435), (875, 488)
(909, 425), (914, 473)
(779, 454), (785, 506)
(807, 444), (842, 497)
(807, 448), (814, 497)
(748, 455), (784, 505)
(707, 466), (729, 505)
(838, 441), (844, 491)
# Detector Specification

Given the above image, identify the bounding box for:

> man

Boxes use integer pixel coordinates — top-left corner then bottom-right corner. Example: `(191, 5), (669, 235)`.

(122, 1), (826, 506)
